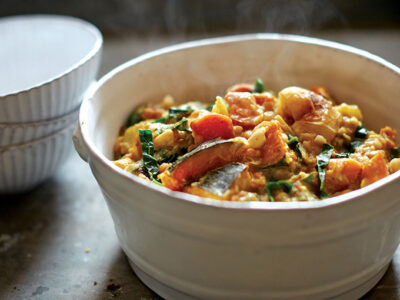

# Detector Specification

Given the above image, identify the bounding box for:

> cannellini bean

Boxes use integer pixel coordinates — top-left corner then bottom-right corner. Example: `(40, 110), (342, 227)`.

(161, 95), (175, 109)
(335, 103), (363, 121)
(154, 130), (174, 149)
(212, 96), (229, 116)
(389, 158), (400, 174)
(314, 135), (327, 145)
(248, 127), (266, 148)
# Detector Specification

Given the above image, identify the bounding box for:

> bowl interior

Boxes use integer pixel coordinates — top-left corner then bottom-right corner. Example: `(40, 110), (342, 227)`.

(0, 15), (101, 96)
(83, 35), (400, 161)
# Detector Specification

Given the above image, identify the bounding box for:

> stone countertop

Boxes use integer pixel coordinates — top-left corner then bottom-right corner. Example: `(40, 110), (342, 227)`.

(1, 31), (400, 300)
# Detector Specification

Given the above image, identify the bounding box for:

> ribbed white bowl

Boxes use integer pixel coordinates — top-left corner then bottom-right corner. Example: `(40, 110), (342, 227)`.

(0, 106), (79, 147)
(0, 15), (102, 123)
(0, 123), (75, 194)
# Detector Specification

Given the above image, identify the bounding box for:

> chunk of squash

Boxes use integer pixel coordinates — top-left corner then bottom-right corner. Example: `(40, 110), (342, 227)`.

(324, 158), (362, 194)
(360, 152), (389, 188)
(159, 138), (246, 190)
(184, 163), (246, 198)
(259, 120), (287, 166)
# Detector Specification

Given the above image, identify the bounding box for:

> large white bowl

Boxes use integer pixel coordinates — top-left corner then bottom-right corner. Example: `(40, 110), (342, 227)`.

(0, 123), (75, 194)
(0, 15), (102, 123)
(74, 34), (400, 299)
(0, 106), (79, 147)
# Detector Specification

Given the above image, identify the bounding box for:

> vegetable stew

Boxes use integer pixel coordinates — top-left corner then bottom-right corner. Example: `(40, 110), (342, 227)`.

(113, 79), (400, 202)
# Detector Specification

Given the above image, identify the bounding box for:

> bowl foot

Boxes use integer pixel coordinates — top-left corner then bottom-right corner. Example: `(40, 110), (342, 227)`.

(128, 258), (389, 300)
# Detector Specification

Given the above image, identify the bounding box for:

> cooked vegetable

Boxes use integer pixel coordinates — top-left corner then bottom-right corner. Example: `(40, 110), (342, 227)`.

(354, 124), (369, 139)
(315, 144), (334, 196)
(168, 107), (193, 120)
(360, 152), (388, 187)
(259, 120), (287, 166)
(335, 152), (351, 158)
(225, 92), (263, 129)
(253, 78), (265, 93)
(126, 104), (146, 127)
(287, 133), (304, 159)
(114, 81), (399, 202)
(190, 113), (234, 142)
(265, 180), (292, 202)
(194, 163), (246, 197)
(324, 158), (362, 194)
(173, 117), (191, 132)
(349, 140), (363, 153)
(303, 173), (315, 183)
(153, 117), (166, 123)
(139, 129), (159, 180)
(159, 138), (246, 190)
(391, 147), (400, 159)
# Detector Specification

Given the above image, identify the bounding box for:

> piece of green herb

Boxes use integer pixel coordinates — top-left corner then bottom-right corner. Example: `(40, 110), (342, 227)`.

(335, 152), (351, 158)
(391, 147), (400, 160)
(354, 124), (369, 139)
(260, 158), (289, 170)
(288, 133), (303, 159)
(126, 104), (147, 127)
(315, 143), (334, 196)
(349, 140), (363, 153)
(152, 117), (166, 123)
(253, 77), (265, 93)
(206, 101), (215, 112)
(320, 191), (330, 199)
(265, 180), (292, 202)
(139, 129), (159, 180)
(173, 117), (192, 132)
(303, 173), (315, 183)
(152, 179), (163, 186)
(168, 107), (194, 120)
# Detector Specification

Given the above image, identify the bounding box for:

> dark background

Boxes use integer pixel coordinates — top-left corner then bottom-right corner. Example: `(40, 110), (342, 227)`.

(1, 0), (400, 36)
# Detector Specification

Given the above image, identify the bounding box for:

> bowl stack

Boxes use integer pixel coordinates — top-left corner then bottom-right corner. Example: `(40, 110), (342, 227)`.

(0, 15), (102, 194)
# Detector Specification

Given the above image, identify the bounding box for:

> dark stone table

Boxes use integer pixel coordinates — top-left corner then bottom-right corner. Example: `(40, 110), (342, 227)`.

(1, 31), (400, 299)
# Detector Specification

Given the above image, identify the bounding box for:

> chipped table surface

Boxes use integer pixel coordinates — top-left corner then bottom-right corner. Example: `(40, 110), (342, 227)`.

(1, 31), (400, 300)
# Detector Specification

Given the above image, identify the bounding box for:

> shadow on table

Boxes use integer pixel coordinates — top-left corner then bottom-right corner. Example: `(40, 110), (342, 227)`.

(93, 247), (162, 300)
(362, 262), (400, 299)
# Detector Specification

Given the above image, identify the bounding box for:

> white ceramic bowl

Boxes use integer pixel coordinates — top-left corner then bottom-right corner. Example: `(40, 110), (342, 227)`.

(0, 106), (79, 147)
(0, 123), (75, 194)
(0, 15), (102, 123)
(74, 34), (400, 299)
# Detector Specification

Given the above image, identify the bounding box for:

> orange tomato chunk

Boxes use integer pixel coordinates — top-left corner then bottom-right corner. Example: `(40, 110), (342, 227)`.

(225, 92), (263, 129)
(190, 113), (234, 142)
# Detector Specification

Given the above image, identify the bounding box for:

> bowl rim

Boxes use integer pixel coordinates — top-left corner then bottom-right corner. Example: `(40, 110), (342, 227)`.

(0, 121), (75, 152)
(0, 105), (80, 128)
(79, 33), (400, 211)
(0, 14), (103, 99)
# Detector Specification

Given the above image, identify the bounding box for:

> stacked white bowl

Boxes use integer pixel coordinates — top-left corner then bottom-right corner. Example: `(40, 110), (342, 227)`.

(0, 15), (102, 194)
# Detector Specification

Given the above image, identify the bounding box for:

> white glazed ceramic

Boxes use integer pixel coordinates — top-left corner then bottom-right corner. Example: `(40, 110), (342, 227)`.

(0, 106), (79, 147)
(74, 34), (400, 299)
(0, 15), (102, 123)
(0, 123), (75, 194)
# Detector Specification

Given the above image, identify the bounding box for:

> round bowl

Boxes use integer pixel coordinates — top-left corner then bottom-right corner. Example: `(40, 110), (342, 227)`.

(0, 106), (79, 147)
(73, 34), (400, 299)
(0, 123), (75, 194)
(0, 15), (102, 123)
